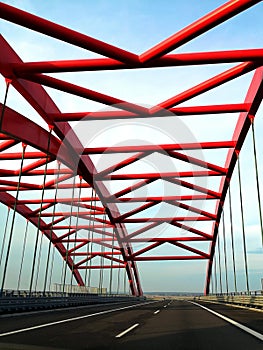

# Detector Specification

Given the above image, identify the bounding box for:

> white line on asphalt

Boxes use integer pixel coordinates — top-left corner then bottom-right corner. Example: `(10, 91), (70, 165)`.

(189, 301), (263, 342)
(115, 323), (139, 338)
(154, 309), (160, 314)
(0, 301), (158, 338)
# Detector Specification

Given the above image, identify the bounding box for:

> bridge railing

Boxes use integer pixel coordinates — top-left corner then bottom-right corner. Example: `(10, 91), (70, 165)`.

(195, 291), (263, 309)
(211, 290), (263, 296)
(0, 289), (145, 314)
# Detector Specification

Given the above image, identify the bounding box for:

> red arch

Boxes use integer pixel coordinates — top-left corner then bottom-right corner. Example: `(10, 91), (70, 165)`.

(205, 67), (263, 294)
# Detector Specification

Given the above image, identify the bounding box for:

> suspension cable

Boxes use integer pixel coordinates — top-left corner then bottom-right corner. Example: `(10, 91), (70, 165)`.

(222, 210), (229, 294)
(17, 220), (29, 291)
(117, 261), (121, 295)
(123, 264), (127, 295)
(62, 174), (76, 293)
(84, 188), (94, 286)
(109, 228), (115, 295)
(211, 267), (214, 295)
(251, 119), (263, 246)
(99, 210), (106, 294)
(0, 143), (26, 294)
(48, 241), (56, 292)
(88, 189), (95, 288)
(217, 231), (223, 294)
(43, 161), (61, 294)
(214, 246), (218, 294)
(34, 222), (44, 292)
(0, 207), (10, 269)
(228, 184), (237, 293)
(70, 176), (82, 291)
(237, 156), (250, 293)
(29, 128), (53, 294)
(0, 79), (11, 131)
(0, 80), (12, 280)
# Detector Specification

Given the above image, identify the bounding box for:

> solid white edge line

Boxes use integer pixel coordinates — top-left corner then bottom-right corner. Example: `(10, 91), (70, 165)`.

(189, 301), (263, 342)
(0, 301), (158, 338)
(154, 309), (160, 314)
(115, 323), (139, 338)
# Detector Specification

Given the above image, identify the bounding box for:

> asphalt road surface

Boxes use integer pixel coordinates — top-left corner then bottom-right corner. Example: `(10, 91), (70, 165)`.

(0, 299), (262, 349)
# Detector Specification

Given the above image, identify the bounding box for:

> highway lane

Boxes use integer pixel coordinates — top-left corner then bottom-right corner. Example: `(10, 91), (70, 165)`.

(0, 299), (262, 349)
(0, 300), (155, 335)
(192, 300), (263, 336)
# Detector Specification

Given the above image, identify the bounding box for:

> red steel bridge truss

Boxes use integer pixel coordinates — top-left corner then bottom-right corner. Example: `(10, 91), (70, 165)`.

(0, 0), (263, 296)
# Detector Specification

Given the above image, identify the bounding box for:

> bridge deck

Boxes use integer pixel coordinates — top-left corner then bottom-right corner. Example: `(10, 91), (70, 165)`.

(0, 299), (262, 349)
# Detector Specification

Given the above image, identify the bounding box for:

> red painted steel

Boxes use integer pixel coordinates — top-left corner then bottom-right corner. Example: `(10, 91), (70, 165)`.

(84, 141), (236, 154)
(6, 49), (263, 76)
(0, 0), (262, 295)
(139, 0), (262, 62)
(51, 104), (249, 121)
(205, 66), (263, 294)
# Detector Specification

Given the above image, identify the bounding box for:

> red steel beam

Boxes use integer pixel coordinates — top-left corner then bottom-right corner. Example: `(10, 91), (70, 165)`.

(0, 151), (51, 160)
(0, 3), (139, 65)
(97, 152), (148, 178)
(132, 256), (207, 261)
(167, 177), (220, 198)
(170, 221), (212, 239)
(12, 49), (263, 74)
(0, 181), (91, 191)
(0, 179), (39, 190)
(1, 0), (261, 297)
(125, 222), (163, 240)
(167, 150), (227, 175)
(151, 62), (258, 113)
(111, 195), (216, 203)
(60, 238), (118, 243)
(139, 0), (262, 62)
(102, 170), (223, 181)
(168, 201), (216, 220)
(109, 178), (157, 200)
(84, 141), (235, 155)
(0, 169), (73, 177)
(0, 133), (14, 140)
(168, 241), (209, 259)
(70, 252), (121, 257)
(36, 211), (105, 218)
(116, 201), (158, 222)
(125, 237), (211, 243)
(130, 242), (164, 258)
(205, 66), (263, 294)
(51, 225), (114, 230)
(0, 139), (19, 152)
(0, 108), (108, 290)
(21, 73), (148, 116)
(121, 217), (213, 223)
(21, 158), (53, 175)
(0, 192), (83, 285)
(51, 103), (249, 121)
(77, 265), (125, 269)
(13, 197), (100, 204)
(68, 242), (89, 255)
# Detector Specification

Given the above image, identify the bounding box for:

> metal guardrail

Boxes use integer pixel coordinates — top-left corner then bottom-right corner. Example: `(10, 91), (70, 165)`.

(0, 290), (145, 314)
(195, 293), (263, 309)
(212, 290), (263, 296)
(1, 289), (113, 298)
